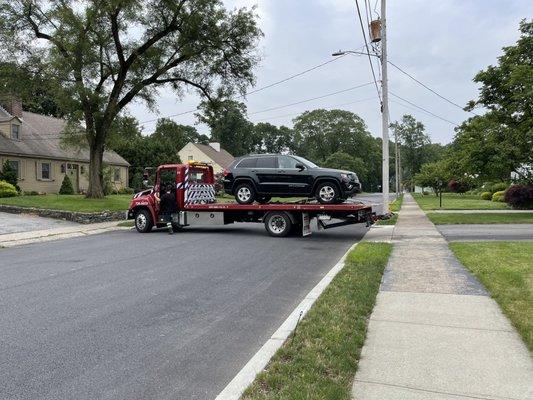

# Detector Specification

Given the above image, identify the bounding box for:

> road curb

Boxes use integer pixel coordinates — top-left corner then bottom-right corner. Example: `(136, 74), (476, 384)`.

(214, 241), (360, 400)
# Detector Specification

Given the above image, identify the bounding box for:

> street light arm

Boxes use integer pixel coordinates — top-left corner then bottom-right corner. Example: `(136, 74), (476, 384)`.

(331, 50), (379, 58)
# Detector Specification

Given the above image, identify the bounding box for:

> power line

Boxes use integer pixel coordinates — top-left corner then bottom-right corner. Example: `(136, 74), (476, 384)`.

(389, 91), (460, 126)
(247, 82), (374, 116)
(387, 60), (479, 116)
(254, 96), (378, 122)
(354, 0), (381, 102)
(138, 54), (350, 126)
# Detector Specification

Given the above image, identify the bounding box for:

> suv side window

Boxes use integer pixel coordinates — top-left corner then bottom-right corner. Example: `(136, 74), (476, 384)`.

(278, 155), (300, 169)
(236, 157), (257, 168)
(256, 156), (277, 168)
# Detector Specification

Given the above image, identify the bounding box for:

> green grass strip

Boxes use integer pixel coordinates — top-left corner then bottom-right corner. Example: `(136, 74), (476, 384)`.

(450, 241), (533, 351)
(0, 194), (133, 212)
(242, 242), (392, 400)
(412, 193), (509, 210)
(428, 213), (533, 225)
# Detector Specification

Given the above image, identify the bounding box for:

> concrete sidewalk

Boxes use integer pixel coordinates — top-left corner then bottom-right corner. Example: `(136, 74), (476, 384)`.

(0, 221), (129, 248)
(353, 194), (532, 400)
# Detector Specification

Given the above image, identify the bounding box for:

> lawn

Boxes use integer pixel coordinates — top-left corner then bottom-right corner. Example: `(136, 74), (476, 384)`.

(0, 194), (133, 212)
(450, 242), (533, 351)
(428, 212), (533, 225)
(242, 242), (393, 400)
(413, 193), (509, 210)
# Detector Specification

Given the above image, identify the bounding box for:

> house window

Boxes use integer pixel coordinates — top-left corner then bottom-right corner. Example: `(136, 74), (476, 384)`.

(11, 124), (20, 140)
(114, 167), (121, 181)
(80, 165), (85, 174)
(188, 155), (194, 161)
(61, 163), (66, 173)
(8, 160), (20, 178)
(41, 162), (51, 180)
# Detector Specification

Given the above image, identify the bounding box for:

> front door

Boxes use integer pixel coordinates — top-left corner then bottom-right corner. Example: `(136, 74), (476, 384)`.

(277, 155), (313, 195)
(67, 163), (79, 192)
(254, 156), (282, 193)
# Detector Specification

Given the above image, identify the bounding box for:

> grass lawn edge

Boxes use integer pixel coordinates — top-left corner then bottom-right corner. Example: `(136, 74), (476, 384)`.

(240, 242), (393, 399)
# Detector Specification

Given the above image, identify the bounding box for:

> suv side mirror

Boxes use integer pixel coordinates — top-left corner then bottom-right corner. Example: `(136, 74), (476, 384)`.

(295, 163), (305, 171)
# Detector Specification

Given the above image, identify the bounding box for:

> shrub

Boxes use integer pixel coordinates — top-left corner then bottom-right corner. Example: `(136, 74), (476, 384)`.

(118, 187), (134, 195)
(491, 182), (508, 193)
(0, 180), (18, 198)
(214, 172), (225, 195)
(59, 174), (75, 194)
(0, 160), (20, 192)
(422, 190), (429, 195)
(492, 190), (506, 202)
(504, 185), (533, 209)
(480, 192), (492, 200)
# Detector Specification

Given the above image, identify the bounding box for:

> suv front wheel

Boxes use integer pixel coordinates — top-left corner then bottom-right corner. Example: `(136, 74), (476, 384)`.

(315, 182), (341, 204)
(234, 182), (256, 204)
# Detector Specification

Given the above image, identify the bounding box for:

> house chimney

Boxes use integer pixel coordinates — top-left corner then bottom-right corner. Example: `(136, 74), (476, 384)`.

(4, 97), (23, 119)
(209, 142), (221, 152)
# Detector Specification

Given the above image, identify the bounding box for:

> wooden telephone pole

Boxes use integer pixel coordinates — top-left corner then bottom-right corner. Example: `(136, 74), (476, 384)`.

(380, 0), (390, 213)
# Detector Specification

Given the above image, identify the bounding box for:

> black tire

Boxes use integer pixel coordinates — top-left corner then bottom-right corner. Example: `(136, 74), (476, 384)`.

(256, 196), (272, 204)
(315, 181), (341, 204)
(134, 209), (153, 233)
(171, 223), (183, 233)
(234, 182), (256, 204)
(264, 212), (292, 237)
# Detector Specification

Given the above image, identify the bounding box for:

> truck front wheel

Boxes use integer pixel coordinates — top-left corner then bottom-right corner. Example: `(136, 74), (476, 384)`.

(264, 212), (292, 237)
(135, 209), (154, 233)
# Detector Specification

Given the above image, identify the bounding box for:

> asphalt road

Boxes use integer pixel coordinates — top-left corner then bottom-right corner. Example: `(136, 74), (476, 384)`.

(0, 222), (368, 400)
(437, 224), (533, 241)
(0, 212), (78, 235)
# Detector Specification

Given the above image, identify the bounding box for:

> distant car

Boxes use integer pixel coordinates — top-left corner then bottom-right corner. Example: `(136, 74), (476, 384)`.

(223, 154), (361, 204)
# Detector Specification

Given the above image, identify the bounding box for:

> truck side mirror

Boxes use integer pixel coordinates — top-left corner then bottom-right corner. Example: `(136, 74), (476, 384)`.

(295, 163), (305, 171)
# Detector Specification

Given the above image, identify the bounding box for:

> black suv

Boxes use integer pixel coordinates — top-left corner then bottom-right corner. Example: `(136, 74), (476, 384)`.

(223, 154), (361, 204)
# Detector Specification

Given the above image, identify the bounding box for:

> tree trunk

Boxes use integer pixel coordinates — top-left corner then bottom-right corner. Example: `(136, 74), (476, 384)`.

(86, 140), (105, 198)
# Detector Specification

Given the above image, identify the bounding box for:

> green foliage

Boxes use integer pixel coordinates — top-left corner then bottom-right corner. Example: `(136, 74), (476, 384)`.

(198, 100), (256, 156)
(413, 161), (451, 194)
(0, 160), (19, 192)
(390, 114), (431, 188)
(0, 0), (262, 197)
(0, 180), (18, 198)
(480, 192), (493, 200)
(252, 122), (293, 153)
(504, 185), (533, 209)
(323, 151), (367, 177)
(492, 190), (506, 202)
(491, 182), (509, 193)
(59, 174), (75, 195)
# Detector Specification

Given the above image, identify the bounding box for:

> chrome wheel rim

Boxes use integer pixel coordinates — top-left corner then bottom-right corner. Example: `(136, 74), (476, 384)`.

(136, 213), (147, 230)
(237, 187), (251, 202)
(319, 186), (335, 201)
(269, 215), (286, 234)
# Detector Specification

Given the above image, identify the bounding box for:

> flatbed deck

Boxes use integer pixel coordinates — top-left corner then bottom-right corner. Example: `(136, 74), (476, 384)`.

(184, 201), (371, 212)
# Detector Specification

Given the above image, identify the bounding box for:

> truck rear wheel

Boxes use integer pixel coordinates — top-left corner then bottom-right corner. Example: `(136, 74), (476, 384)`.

(264, 212), (292, 237)
(135, 209), (153, 233)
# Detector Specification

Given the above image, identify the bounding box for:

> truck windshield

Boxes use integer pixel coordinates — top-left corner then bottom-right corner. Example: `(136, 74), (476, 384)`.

(292, 155), (319, 168)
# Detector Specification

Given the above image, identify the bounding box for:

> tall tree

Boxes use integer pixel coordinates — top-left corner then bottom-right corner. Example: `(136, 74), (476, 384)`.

(456, 19), (533, 183)
(252, 122), (293, 153)
(390, 114), (431, 189)
(0, 0), (261, 197)
(197, 99), (257, 156)
(152, 118), (207, 151)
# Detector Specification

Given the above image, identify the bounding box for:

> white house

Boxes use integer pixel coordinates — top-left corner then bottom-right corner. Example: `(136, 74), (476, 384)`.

(178, 142), (234, 173)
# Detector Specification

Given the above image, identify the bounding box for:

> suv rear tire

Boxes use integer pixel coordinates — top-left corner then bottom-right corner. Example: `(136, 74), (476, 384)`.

(234, 182), (255, 204)
(264, 211), (292, 237)
(315, 182), (340, 204)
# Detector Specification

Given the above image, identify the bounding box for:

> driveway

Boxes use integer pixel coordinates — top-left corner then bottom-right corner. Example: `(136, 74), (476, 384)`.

(437, 224), (533, 241)
(0, 222), (368, 400)
(0, 211), (78, 235)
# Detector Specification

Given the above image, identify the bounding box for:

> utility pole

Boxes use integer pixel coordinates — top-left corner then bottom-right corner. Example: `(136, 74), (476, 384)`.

(380, 0), (390, 214)
(395, 129), (399, 198)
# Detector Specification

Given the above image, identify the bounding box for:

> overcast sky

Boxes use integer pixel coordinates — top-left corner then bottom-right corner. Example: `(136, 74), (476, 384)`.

(128, 0), (531, 145)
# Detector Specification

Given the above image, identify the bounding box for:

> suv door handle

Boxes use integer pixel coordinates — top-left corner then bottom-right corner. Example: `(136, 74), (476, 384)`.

(278, 170), (286, 173)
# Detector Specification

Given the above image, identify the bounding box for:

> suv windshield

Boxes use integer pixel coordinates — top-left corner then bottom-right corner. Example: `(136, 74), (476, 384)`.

(292, 155), (319, 168)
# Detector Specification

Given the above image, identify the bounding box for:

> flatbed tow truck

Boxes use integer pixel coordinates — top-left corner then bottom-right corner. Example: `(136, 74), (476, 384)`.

(127, 162), (374, 237)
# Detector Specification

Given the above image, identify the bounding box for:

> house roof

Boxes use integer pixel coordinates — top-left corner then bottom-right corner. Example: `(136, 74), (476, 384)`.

(0, 110), (129, 166)
(188, 142), (234, 168)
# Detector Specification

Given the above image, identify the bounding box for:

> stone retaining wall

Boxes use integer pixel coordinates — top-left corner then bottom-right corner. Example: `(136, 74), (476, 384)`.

(0, 204), (126, 224)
